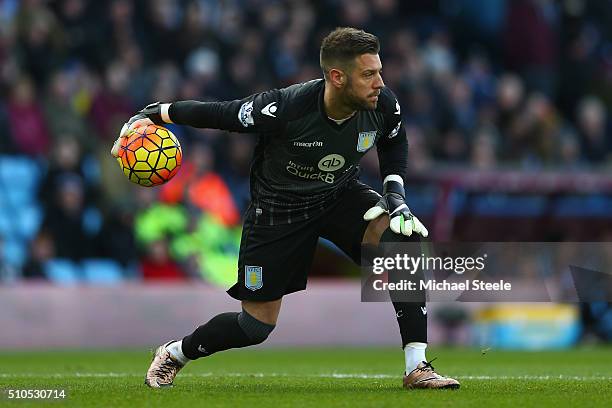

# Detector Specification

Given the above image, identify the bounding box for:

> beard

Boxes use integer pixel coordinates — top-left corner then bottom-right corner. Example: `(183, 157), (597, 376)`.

(342, 78), (378, 111)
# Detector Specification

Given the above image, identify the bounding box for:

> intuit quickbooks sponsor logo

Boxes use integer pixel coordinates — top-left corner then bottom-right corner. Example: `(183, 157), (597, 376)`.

(372, 253), (487, 275)
(286, 160), (335, 184)
(317, 154), (345, 171)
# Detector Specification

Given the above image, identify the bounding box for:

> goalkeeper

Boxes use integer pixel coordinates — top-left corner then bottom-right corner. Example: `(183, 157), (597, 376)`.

(112, 27), (459, 390)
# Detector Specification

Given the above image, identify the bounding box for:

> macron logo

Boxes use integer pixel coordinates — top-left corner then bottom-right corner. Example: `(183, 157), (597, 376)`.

(420, 306), (427, 315)
(261, 102), (278, 117)
(394, 100), (401, 115)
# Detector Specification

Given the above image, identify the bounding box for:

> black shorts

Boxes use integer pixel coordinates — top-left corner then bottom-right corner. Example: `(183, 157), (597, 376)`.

(227, 180), (381, 301)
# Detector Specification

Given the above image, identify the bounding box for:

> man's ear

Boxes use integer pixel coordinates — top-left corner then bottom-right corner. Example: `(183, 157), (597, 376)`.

(328, 68), (346, 89)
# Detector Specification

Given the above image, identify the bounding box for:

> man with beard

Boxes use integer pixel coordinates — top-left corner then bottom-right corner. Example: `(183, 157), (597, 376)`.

(112, 27), (459, 390)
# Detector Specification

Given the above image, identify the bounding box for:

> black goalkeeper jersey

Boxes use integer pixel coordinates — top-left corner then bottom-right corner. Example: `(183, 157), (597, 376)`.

(169, 79), (407, 225)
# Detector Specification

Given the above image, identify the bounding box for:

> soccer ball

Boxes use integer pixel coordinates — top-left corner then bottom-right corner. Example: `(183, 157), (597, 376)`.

(116, 124), (182, 187)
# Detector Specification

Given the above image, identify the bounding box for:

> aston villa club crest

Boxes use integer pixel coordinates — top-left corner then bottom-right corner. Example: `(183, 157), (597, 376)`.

(245, 266), (263, 291)
(357, 131), (376, 152)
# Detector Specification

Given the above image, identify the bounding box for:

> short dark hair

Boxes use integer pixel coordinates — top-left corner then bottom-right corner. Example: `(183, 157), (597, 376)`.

(320, 27), (380, 79)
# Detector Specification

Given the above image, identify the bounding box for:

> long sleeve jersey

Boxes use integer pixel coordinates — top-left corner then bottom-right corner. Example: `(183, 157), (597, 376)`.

(167, 79), (408, 225)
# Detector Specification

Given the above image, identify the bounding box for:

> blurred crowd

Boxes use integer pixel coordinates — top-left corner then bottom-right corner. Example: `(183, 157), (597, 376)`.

(1, 0), (612, 283)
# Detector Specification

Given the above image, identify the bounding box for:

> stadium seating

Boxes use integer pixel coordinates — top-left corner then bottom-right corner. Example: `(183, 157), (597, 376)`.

(0, 156), (43, 268)
(2, 238), (27, 269)
(0, 203), (10, 236)
(16, 204), (42, 240)
(553, 194), (612, 217)
(43, 259), (126, 285)
(0, 155), (41, 205)
(469, 194), (548, 217)
(81, 259), (124, 285)
(44, 259), (81, 286)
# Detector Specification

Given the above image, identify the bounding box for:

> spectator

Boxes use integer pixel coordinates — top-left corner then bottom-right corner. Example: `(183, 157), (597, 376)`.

(437, 129), (469, 163)
(38, 136), (97, 212)
(54, 0), (104, 68)
(496, 74), (526, 163)
(557, 129), (584, 169)
(96, 204), (137, 268)
(6, 76), (51, 156)
(503, 0), (559, 96)
(159, 142), (240, 226)
(576, 96), (610, 164)
(41, 174), (94, 260)
(221, 134), (255, 214)
(462, 52), (496, 109)
(43, 70), (94, 152)
(1, 0), (612, 285)
(89, 61), (134, 141)
(0, 102), (16, 153)
(404, 125), (432, 173)
(21, 229), (54, 280)
(140, 239), (186, 281)
(470, 127), (499, 170)
(14, 1), (64, 87)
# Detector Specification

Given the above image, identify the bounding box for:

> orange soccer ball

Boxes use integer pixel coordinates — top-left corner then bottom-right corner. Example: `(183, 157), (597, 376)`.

(116, 124), (182, 187)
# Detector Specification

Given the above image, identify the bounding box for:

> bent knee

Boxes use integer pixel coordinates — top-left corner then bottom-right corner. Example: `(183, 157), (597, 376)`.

(241, 299), (282, 325)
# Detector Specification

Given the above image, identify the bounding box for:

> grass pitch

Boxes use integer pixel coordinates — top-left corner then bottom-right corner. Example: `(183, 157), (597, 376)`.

(0, 347), (610, 407)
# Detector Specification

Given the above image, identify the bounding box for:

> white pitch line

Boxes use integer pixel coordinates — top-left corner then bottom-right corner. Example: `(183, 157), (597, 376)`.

(1, 373), (611, 381)
(457, 375), (612, 381)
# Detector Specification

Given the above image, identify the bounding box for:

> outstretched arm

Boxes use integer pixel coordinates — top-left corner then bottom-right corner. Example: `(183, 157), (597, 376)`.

(168, 88), (284, 132)
(111, 90), (285, 157)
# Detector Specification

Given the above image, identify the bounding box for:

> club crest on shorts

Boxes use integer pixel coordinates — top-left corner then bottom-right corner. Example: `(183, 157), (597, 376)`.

(357, 131), (376, 152)
(245, 266), (263, 291)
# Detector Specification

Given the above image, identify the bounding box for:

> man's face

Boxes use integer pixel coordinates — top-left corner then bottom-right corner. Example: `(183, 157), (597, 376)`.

(341, 53), (385, 111)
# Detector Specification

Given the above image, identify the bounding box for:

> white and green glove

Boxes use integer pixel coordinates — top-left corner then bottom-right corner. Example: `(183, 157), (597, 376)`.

(363, 175), (428, 237)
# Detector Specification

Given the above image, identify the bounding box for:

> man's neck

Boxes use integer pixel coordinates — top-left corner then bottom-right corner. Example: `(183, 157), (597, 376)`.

(323, 82), (356, 120)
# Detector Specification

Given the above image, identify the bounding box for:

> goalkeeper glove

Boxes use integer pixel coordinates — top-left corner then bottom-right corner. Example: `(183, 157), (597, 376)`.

(363, 175), (428, 237)
(120, 102), (168, 134)
(112, 102), (171, 157)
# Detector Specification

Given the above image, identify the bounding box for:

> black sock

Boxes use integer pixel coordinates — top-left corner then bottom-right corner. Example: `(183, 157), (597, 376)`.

(181, 311), (274, 360)
(390, 261), (427, 347)
(182, 313), (247, 359)
(390, 264), (427, 347)
(392, 300), (427, 347)
(380, 229), (428, 348)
